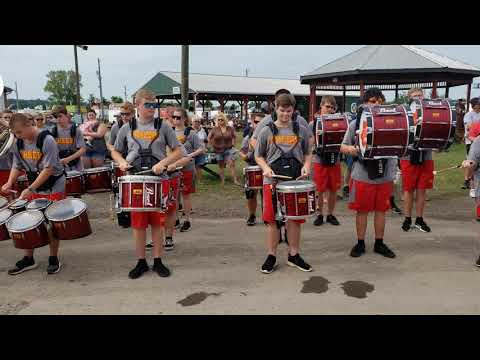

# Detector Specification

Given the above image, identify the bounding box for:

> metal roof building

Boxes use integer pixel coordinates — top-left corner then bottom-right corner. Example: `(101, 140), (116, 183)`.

(300, 45), (480, 122)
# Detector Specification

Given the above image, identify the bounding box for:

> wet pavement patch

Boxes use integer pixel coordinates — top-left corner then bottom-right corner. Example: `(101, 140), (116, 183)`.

(340, 281), (374, 299)
(301, 276), (330, 294)
(177, 292), (222, 307)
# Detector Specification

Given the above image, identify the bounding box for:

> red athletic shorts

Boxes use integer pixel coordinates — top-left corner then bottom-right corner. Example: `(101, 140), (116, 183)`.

(476, 204), (480, 218)
(400, 159), (434, 192)
(167, 175), (180, 214)
(28, 192), (65, 202)
(131, 211), (166, 229)
(313, 162), (341, 193)
(262, 184), (305, 224)
(181, 170), (195, 195)
(348, 179), (393, 213)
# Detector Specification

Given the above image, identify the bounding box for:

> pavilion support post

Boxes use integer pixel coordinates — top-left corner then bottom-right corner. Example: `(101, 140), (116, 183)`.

(219, 96), (225, 112)
(243, 96), (249, 121)
(309, 84), (316, 123)
(466, 82), (472, 112)
(445, 85), (450, 99)
(395, 84), (399, 102)
(200, 100), (205, 113)
(237, 100), (244, 119)
(359, 81), (365, 99)
(342, 86), (346, 112)
(432, 81), (438, 98)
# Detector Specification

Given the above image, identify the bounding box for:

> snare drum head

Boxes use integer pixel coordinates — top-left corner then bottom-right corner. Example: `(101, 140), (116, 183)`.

(66, 170), (83, 178)
(84, 167), (111, 174)
(26, 198), (52, 210)
(0, 208), (13, 225)
(118, 175), (161, 183)
(245, 165), (261, 172)
(6, 210), (44, 232)
(45, 198), (87, 221)
(276, 180), (315, 192)
(0, 196), (8, 209)
(9, 199), (28, 209)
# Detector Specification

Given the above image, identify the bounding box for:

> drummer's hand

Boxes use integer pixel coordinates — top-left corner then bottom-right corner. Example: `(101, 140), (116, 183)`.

(119, 161), (130, 172)
(152, 162), (167, 175)
(300, 165), (310, 179)
(263, 167), (274, 179)
(349, 146), (359, 156)
(60, 158), (69, 166)
(462, 160), (475, 168)
(1, 182), (12, 193)
(20, 188), (33, 200)
(167, 164), (177, 172)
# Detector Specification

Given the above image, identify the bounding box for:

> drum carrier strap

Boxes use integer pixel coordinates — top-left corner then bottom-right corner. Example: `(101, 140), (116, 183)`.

(51, 123), (80, 167)
(16, 131), (65, 192)
(129, 117), (163, 173)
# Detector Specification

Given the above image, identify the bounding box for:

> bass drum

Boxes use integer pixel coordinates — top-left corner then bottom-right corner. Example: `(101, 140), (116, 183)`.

(6, 210), (50, 249)
(314, 113), (349, 153)
(45, 198), (92, 240)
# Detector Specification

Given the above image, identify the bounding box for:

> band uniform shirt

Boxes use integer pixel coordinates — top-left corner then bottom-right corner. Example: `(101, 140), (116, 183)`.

(467, 136), (480, 199)
(175, 129), (203, 155)
(178, 143), (195, 173)
(252, 114), (312, 140)
(342, 120), (396, 184)
(254, 123), (311, 185)
(308, 121), (340, 165)
(55, 124), (86, 171)
(192, 127), (208, 146)
(464, 111), (480, 145)
(109, 121), (122, 146)
(240, 134), (256, 165)
(0, 148), (13, 170)
(12, 132), (66, 193)
(113, 118), (180, 163)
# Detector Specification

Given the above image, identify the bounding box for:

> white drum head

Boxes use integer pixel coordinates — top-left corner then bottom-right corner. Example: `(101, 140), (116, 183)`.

(0, 208), (13, 225)
(7, 210), (44, 232)
(26, 198), (52, 211)
(45, 198), (87, 222)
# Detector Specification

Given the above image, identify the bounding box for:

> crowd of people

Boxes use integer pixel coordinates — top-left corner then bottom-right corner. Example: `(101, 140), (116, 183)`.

(0, 85), (479, 279)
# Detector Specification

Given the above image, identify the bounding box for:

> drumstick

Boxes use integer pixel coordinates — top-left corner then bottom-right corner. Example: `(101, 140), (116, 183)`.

(433, 164), (462, 175)
(272, 174), (293, 180)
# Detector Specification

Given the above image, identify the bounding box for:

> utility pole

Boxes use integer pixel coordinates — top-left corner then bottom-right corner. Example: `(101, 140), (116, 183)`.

(73, 45), (88, 121)
(14, 81), (19, 112)
(97, 58), (104, 121)
(181, 45), (189, 109)
(245, 68), (248, 77)
(124, 85), (127, 102)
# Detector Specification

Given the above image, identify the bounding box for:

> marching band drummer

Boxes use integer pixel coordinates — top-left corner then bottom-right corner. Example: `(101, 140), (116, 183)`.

(239, 112), (265, 226)
(172, 107), (205, 233)
(111, 89), (182, 280)
(0, 111), (14, 193)
(50, 106), (86, 172)
(400, 88), (434, 233)
(255, 94), (313, 274)
(309, 95), (341, 227)
(107, 102), (135, 154)
(2, 113), (66, 275)
(462, 122), (480, 221)
(340, 87), (397, 259)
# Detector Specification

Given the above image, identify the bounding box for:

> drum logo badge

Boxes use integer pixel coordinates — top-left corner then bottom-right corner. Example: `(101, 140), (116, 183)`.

(133, 189), (143, 195)
(432, 112), (440, 118)
(385, 118), (395, 125)
(145, 185), (155, 207)
(332, 122), (339, 128)
(308, 193), (315, 212)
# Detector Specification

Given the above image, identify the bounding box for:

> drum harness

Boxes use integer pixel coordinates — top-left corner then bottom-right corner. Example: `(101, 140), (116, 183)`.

(16, 131), (66, 193)
(51, 123), (81, 168)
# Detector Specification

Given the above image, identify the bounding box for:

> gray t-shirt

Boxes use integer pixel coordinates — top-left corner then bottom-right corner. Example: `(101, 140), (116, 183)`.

(179, 143), (195, 173)
(0, 149), (13, 170)
(114, 118), (180, 164)
(464, 111), (480, 145)
(342, 120), (396, 184)
(54, 124), (86, 171)
(467, 136), (480, 199)
(12, 132), (66, 194)
(252, 114), (312, 140)
(175, 128), (203, 155)
(240, 135), (255, 165)
(308, 121), (340, 165)
(109, 121), (121, 146)
(255, 123), (312, 184)
(192, 127), (208, 145)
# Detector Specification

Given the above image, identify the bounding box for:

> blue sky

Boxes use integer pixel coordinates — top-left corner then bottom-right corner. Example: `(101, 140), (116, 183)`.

(1, 45), (479, 101)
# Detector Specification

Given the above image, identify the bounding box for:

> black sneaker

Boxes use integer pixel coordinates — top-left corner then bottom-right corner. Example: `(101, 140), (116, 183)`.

(476, 256), (480, 267)
(128, 260), (149, 279)
(374, 243), (396, 258)
(391, 205), (402, 215)
(326, 214), (340, 226)
(313, 215), (324, 226)
(350, 243), (365, 258)
(246, 214), (256, 226)
(46, 256), (62, 275)
(415, 218), (431, 233)
(287, 254), (313, 272)
(462, 179), (470, 190)
(180, 221), (191, 232)
(152, 259), (171, 277)
(8, 257), (38, 275)
(261, 254), (277, 274)
(145, 241), (154, 250)
(174, 219), (181, 229)
(164, 237), (174, 251)
(402, 218), (412, 232)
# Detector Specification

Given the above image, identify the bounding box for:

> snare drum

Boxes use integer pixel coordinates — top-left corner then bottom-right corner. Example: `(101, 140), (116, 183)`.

(410, 98), (456, 150)
(15, 175), (29, 194)
(6, 210), (50, 249)
(26, 198), (52, 213)
(0, 208), (13, 241)
(315, 113), (349, 153)
(276, 180), (316, 220)
(112, 163), (126, 181)
(118, 175), (169, 212)
(243, 166), (263, 190)
(0, 196), (8, 210)
(45, 198), (92, 240)
(167, 172), (181, 209)
(8, 199), (29, 214)
(358, 105), (414, 158)
(83, 167), (112, 193)
(66, 170), (85, 196)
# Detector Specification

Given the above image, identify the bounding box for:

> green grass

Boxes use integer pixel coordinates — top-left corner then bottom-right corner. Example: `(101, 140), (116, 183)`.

(194, 131), (468, 202)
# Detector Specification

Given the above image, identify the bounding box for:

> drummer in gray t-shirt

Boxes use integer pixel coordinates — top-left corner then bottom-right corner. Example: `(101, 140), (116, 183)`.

(107, 102), (135, 156)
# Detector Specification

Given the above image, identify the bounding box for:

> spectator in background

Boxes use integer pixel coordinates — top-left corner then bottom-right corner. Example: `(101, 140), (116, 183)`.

(463, 97), (480, 194)
(191, 115), (208, 181)
(107, 102), (135, 154)
(32, 113), (45, 129)
(208, 112), (240, 186)
(81, 109), (108, 168)
(0, 110), (13, 127)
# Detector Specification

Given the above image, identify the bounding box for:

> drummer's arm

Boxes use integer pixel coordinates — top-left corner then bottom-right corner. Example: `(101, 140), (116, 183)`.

(3, 168), (23, 191)
(111, 149), (127, 167)
(28, 167), (54, 192)
(172, 155), (193, 169)
(63, 147), (86, 165)
(239, 150), (249, 162)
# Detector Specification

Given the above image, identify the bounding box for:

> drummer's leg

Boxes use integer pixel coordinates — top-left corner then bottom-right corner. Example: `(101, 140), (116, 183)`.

(151, 224), (165, 259)
(266, 223), (280, 255)
(133, 228), (147, 259)
(286, 220), (301, 256)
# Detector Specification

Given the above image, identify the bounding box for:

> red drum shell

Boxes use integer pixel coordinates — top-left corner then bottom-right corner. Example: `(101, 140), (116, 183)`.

(66, 172), (85, 196)
(0, 223), (10, 241)
(50, 211), (92, 240)
(244, 166), (263, 189)
(276, 181), (316, 220)
(84, 167), (112, 193)
(315, 114), (349, 153)
(0, 208), (13, 241)
(118, 175), (167, 212)
(6, 211), (50, 249)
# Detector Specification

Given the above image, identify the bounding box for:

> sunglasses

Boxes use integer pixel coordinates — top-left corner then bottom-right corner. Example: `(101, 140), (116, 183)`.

(120, 112), (131, 116)
(35, 118), (44, 121)
(324, 105), (334, 109)
(172, 115), (182, 120)
(143, 102), (159, 109)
